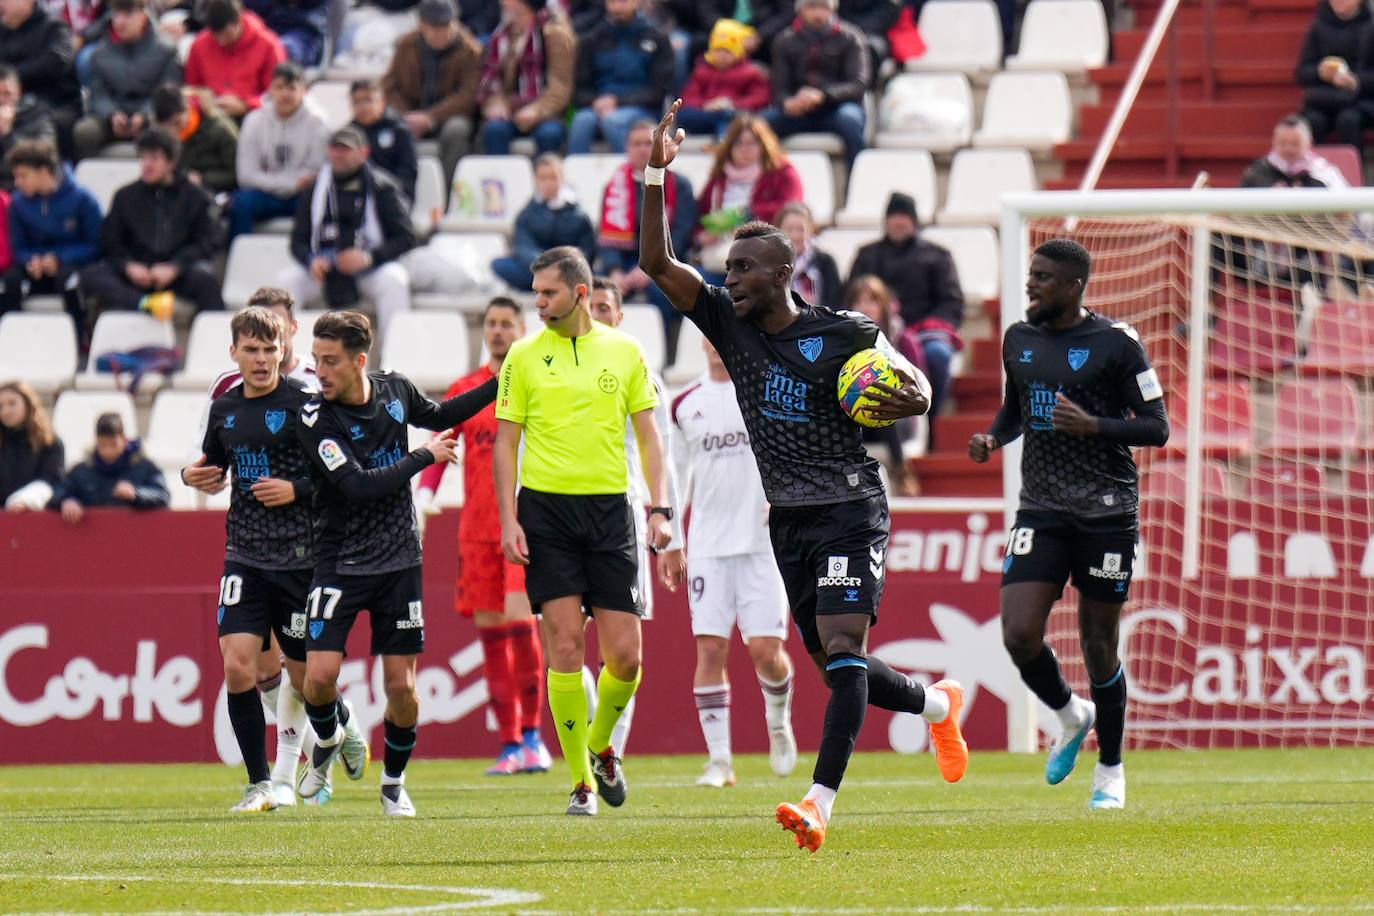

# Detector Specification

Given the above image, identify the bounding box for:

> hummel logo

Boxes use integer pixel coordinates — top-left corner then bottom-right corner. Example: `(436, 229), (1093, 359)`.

(562, 718), (575, 730)
(543, 355), (553, 367)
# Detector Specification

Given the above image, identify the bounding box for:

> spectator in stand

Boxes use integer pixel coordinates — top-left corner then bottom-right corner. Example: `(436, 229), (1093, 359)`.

(0, 185), (11, 292)
(0, 379), (64, 511)
(666, 0), (789, 71)
(73, 0), (182, 161)
(151, 85), (239, 194)
(80, 128), (223, 318)
(565, 0), (605, 34)
(777, 200), (841, 308)
(695, 113), (802, 278)
(492, 153), (596, 291)
(677, 19), (773, 138)
(766, 0), (870, 170)
(349, 77), (417, 199)
(382, 0), (481, 186)
(0, 65), (56, 189)
(275, 126), (416, 334)
(1295, 0), (1370, 151)
(3, 139), (101, 329)
(0, 0), (83, 159)
(1241, 114), (1351, 189)
(185, 0), (287, 121)
(53, 0), (106, 85)
(244, 0), (327, 67)
(844, 275), (921, 495)
(838, 0), (900, 71)
(49, 412), (169, 523)
(568, 0), (674, 154)
(597, 118), (696, 327)
(847, 192), (962, 419)
(476, 0), (576, 156)
(229, 61), (328, 239)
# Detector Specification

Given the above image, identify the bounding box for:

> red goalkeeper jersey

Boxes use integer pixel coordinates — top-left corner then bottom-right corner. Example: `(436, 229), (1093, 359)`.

(418, 365), (500, 543)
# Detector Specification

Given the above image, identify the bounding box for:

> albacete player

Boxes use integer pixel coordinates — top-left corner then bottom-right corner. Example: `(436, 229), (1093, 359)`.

(970, 238), (1169, 810)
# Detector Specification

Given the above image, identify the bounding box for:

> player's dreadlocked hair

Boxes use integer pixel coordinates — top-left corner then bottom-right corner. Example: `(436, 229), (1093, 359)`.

(1034, 238), (1093, 282)
(733, 220), (796, 267)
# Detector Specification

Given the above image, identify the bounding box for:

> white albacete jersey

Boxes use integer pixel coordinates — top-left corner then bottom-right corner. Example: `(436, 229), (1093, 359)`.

(670, 374), (773, 559)
(624, 371), (685, 551)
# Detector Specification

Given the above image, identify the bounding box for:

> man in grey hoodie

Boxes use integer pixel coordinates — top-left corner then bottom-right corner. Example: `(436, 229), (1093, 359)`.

(229, 61), (329, 239)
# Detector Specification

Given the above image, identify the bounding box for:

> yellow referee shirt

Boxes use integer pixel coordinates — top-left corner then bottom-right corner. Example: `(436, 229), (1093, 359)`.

(496, 320), (659, 495)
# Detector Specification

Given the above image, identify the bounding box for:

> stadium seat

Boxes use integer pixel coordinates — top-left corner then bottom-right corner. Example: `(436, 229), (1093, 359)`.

(1249, 460), (1328, 503)
(875, 73), (974, 154)
(1006, 0), (1109, 73)
(19, 294), (65, 313)
(1265, 378), (1361, 456)
(1210, 287), (1299, 376)
(293, 310), (327, 365)
(411, 232), (512, 312)
(619, 306), (666, 372)
(172, 312), (236, 391)
(305, 81), (353, 130)
(665, 318), (708, 386)
(1313, 144), (1363, 186)
(918, 226), (1000, 307)
(379, 311), (470, 392)
(937, 148), (1037, 226)
(411, 156), (446, 236)
(1141, 459), (1231, 502)
(787, 151), (836, 227)
(1165, 381), (1254, 456)
(673, 153), (715, 199)
(833, 149), (937, 228)
(781, 96), (878, 157)
(561, 153), (621, 224)
(906, 0), (1002, 78)
(75, 312), (176, 393)
(0, 313), (78, 394)
(223, 234), (299, 309)
(973, 72), (1073, 152)
(51, 391), (137, 467)
(73, 158), (139, 213)
(814, 228), (878, 280)
(144, 390), (208, 468)
(440, 155), (534, 234)
(1301, 299), (1374, 375)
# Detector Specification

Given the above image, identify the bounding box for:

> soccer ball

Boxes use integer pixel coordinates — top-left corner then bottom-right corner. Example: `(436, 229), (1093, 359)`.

(838, 348), (902, 429)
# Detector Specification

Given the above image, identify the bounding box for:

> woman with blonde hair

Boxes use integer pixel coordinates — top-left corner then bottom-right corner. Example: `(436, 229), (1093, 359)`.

(0, 379), (65, 510)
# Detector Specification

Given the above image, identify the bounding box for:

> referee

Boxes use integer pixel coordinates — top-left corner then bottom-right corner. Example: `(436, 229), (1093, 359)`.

(494, 246), (673, 816)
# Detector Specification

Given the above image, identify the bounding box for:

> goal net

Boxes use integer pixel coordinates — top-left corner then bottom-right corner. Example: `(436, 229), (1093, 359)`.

(1002, 188), (1374, 751)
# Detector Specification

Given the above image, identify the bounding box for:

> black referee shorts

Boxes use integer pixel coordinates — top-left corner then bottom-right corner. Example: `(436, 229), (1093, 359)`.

(769, 494), (889, 655)
(216, 562), (311, 662)
(1001, 509), (1139, 603)
(518, 488), (642, 616)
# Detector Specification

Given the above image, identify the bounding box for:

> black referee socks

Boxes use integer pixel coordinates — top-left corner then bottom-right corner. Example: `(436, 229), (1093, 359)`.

(1091, 667), (1128, 767)
(813, 654), (869, 791)
(1016, 644), (1074, 712)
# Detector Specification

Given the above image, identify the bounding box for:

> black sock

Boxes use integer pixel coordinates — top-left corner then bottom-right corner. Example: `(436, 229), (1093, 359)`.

(336, 697), (350, 726)
(1015, 644), (1073, 711)
(384, 719), (417, 779)
(811, 655), (869, 791)
(305, 699), (339, 768)
(866, 657), (926, 714)
(1090, 667), (1127, 767)
(227, 688), (269, 784)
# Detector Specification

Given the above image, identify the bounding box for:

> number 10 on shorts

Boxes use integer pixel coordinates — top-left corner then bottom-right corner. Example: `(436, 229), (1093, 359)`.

(1008, 527), (1035, 556)
(307, 586), (342, 619)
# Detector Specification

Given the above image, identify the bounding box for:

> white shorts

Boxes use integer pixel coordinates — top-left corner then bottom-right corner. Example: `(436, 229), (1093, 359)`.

(687, 552), (789, 641)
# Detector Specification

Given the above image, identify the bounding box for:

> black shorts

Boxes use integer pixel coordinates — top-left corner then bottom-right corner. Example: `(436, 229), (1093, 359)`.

(517, 488), (642, 616)
(769, 494), (889, 655)
(216, 562), (311, 662)
(1001, 509), (1138, 603)
(305, 566), (426, 656)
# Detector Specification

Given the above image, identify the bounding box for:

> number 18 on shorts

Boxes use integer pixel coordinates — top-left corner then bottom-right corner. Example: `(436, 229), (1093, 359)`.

(1000, 510), (1138, 603)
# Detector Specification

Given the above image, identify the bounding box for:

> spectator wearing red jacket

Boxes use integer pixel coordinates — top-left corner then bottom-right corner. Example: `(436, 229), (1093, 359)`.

(184, 0), (286, 120)
(677, 19), (772, 138)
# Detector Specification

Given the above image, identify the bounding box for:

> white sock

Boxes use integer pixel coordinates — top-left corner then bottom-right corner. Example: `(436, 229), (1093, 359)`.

(921, 683), (951, 724)
(271, 686), (308, 783)
(582, 666), (598, 722)
(694, 684), (732, 763)
(1056, 695), (1085, 731)
(258, 674), (281, 720)
(610, 694), (635, 755)
(803, 784), (836, 821)
(757, 671), (793, 731)
(380, 770), (405, 787)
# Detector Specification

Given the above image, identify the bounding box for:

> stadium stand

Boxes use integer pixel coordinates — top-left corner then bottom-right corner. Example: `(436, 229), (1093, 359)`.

(972, 72), (1074, 153)
(0, 313), (79, 395)
(51, 391), (138, 468)
(441, 155), (534, 234)
(379, 310), (470, 393)
(172, 312), (237, 391)
(74, 313), (176, 393)
(904, 0), (1003, 78)
(874, 73), (975, 154)
(833, 149), (938, 228)
(1004, 0), (1110, 74)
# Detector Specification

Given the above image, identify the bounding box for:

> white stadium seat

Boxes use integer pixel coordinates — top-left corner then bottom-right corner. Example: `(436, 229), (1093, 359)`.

(906, 0), (1002, 78)
(833, 149), (938, 229)
(665, 318), (708, 386)
(380, 311), (470, 392)
(937, 148), (1037, 226)
(672, 153), (715, 198)
(814, 228), (878, 281)
(918, 225), (1001, 306)
(0, 313), (78, 394)
(440, 155), (534, 233)
(52, 391), (137, 467)
(1006, 0), (1109, 74)
(172, 312), (236, 391)
(410, 232), (512, 312)
(412, 155), (446, 235)
(561, 153), (621, 223)
(618, 306), (666, 373)
(788, 151), (836, 227)
(973, 71), (1073, 152)
(75, 312), (176, 393)
(73, 158), (140, 213)
(875, 73), (974, 154)
(144, 390), (208, 468)
(305, 81), (353, 130)
(223, 234), (299, 309)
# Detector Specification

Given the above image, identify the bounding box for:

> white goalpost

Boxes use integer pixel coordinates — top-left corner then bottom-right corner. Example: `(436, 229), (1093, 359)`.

(1000, 188), (1374, 752)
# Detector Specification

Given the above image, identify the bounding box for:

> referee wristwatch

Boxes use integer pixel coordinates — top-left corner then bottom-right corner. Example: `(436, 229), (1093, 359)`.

(649, 506), (674, 520)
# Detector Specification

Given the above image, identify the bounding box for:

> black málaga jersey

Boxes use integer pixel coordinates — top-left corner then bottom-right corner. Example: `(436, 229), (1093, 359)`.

(688, 284), (884, 507)
(995, 312), (1169, 519)
(299, 370), (497, 575)
(201, 377), (317, 570)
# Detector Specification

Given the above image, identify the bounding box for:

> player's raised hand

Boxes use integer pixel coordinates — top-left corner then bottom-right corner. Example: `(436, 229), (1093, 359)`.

(650, 99), (685, 168)
(968, 433), (997, 463)
(424, 432), (459, 464)
(251, 476), (296, 507)
(182, 456), (226, 493)
(502, 520), (530, 566)
(658, 548), (687, 592)
(866, 367), (933, 422)
(1051, 392), (1098, 436)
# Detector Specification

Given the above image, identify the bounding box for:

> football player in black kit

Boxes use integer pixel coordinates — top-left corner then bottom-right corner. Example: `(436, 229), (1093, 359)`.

(295, 311), (497, 817)
(641, 100), (970, 853)
(969, 239), (1169, 811)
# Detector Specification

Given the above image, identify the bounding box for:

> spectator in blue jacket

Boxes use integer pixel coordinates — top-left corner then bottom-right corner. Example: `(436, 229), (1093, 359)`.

(492, 153), (596, 291)
(244, 0), (328, 66)
(568, 0), (674, 153)
(49, 412), (169, 524)
(1, 139), (102, 332)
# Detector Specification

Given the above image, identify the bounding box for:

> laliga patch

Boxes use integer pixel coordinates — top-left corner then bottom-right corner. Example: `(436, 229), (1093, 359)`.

(318, 438), (347, 471)
(1135, 368), (1163, 401)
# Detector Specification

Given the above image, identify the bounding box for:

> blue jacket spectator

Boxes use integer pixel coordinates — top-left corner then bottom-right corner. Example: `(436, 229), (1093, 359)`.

(244, 0), (329, 66)
(568, 0), (674, 153)
(49, 412), (169, 523)
(492, 154), (596, 292)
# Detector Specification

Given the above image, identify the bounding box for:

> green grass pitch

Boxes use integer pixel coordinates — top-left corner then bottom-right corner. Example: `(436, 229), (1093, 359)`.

(2, 748), (1371, 913)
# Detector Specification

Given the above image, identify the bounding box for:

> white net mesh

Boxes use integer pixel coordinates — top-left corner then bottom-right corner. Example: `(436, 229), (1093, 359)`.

(1024, 213), (1374, 749)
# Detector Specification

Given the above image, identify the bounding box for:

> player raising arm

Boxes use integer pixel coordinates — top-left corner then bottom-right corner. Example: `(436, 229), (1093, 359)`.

(640, 99), (968, 853)
(970, 239), (1169, 810)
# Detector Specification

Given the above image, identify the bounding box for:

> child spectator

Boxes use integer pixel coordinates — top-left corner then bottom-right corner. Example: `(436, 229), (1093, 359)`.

(492, 153), (596, 291)
(49, 411), (169, 523)
(677, 19), (771, 138)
